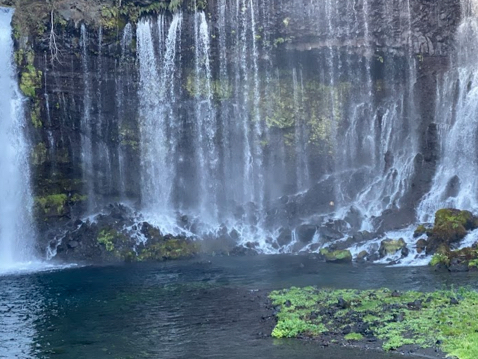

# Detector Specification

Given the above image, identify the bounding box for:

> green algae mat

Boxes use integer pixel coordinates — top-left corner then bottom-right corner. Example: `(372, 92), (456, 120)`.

(269, 286), (478, 359)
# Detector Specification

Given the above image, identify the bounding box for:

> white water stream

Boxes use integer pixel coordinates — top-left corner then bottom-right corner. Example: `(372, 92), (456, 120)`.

(0, 8), (36, 271)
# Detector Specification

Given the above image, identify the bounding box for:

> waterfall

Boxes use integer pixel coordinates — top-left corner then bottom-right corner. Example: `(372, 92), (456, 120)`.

(293, 68), (309, 191)
(0, 8), (36, 268)
(137, 13), (182, 230)
(80, 24), (95, 213)
(116, 23), (133, 199)
(418, 0), (478, 221)
(133, 0), (427, 254)
(193, 11), (217, 222)
(332, 0), (418, 230)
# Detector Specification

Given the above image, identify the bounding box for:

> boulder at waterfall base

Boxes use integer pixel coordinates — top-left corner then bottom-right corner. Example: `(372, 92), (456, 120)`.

(424, 209), (478, 254)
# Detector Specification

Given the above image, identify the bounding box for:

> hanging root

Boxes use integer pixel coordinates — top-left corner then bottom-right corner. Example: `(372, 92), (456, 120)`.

(48, 10), (63, 65)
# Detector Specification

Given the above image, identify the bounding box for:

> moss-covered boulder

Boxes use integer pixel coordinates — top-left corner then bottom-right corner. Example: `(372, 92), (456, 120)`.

(319, 248), (352, 263)
(426, 209), (478, 254)
(379, 238), (406, 258)
(429, 246), (478, 272)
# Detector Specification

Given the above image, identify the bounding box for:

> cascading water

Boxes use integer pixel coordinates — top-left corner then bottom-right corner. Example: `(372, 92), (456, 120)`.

(193, 10), (217, 221)
(331, 0), (418, 229)
(80, 24), (95, 213)
(133, 0), (426, 255)
(116, 23), (133, 199)
(137, 13), (183, 232)
(0, 8), (36, 269)
(418, 0), (478, 222)
(136, 2), (273, 239)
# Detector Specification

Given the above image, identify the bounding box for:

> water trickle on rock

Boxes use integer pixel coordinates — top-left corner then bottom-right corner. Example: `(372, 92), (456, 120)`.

(80, 24), (95, 213)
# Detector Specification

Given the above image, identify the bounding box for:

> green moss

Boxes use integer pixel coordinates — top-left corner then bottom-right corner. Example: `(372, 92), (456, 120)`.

(100, 5), (118, 30)
(270, 286), (478, 359)
(430, 252), (450, 267)
(31, 102), (42, 128)
(262, 75), (350, 148)
(319, 248), (352, 263)
(435, 209), (475, 230)
(16, 52), (43, 128)
(71, 194), (87, 202)
(429, 246), (478, 270)
(20, 64), (42, 98)
(35, 194), (68, 216)
(432, 208), (473, 242)
(468, 259), (478, 268)
(137, 239), (199, 261)
(11, 1), (50, 39)
(270, 286), (327, 338)
(31, 142), (47, 165)
(344, 333), (364, 341)
(379, 238), (405, 257)
(97, 229), (116, 252)
(426, 209), (478, 254)
(185, 72), (233, 100)
(170, 0), (184, 11)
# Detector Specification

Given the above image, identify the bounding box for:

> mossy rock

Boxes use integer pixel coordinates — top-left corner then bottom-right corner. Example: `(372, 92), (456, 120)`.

(435, 209), (476, 230)
(34, 194), (68, 217)
(96, 227), (132, 259)
(426, 209), (478, 254)
(379, 238), (406, 258)
(413, 224), (427, 238)
(137, 239), (199, 261)
(319, 248), (352, 263)
(430, 246), (478, 271)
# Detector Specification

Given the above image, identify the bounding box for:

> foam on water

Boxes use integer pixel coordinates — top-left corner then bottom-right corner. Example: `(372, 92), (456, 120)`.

(0, 261), (80, 277)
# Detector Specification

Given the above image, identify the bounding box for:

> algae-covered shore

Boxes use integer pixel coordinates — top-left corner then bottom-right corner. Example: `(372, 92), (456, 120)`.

(269, 286), (478, 359)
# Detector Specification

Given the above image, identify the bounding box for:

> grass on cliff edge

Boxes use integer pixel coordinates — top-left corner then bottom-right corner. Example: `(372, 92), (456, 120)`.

(269, 286), (478, 359)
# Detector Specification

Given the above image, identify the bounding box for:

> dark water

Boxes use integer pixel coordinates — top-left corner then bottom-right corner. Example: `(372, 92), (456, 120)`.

(1, 255), (477, 359)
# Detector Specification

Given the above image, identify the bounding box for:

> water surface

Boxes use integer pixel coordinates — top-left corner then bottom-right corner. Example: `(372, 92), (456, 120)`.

(1, 255), (476, 358)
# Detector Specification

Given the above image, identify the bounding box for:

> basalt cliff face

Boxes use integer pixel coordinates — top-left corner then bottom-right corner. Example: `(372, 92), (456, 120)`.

(1, 0), (465, 262)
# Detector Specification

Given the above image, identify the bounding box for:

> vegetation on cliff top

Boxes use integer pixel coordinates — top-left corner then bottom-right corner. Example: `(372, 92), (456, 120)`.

(270, 286), (478, 359)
